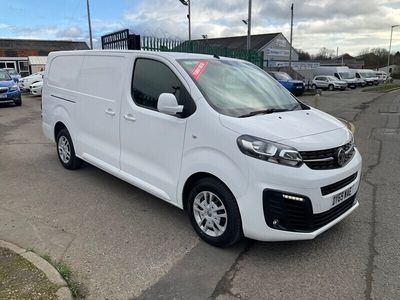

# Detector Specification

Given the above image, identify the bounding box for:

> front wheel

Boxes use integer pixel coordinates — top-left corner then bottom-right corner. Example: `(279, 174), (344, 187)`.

(328, 84), (334, 91)
(311, 84), (317, 89)
(187, 178), (243, 247)
(56, 128), (82, 170)
(14, 99), (22, 106)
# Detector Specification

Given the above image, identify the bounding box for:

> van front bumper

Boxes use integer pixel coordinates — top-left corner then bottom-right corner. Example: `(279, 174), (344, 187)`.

(237, 148), (362, 242)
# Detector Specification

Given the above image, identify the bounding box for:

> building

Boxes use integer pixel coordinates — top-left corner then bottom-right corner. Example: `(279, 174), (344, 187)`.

(0, 39), (89, 76)
(378, 64), (400, 75)
(192, 32), (299, 68)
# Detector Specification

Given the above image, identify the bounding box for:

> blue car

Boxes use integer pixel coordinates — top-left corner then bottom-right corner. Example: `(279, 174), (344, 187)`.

(268, 71), (305, 96)
(0, 69), (22, 106)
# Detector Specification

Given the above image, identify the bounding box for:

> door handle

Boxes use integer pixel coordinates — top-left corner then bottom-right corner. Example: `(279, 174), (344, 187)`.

(105, 108), (116, 116)
(124, 114), (136, 122)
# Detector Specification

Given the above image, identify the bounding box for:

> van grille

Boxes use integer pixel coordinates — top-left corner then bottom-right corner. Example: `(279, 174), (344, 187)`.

(299, 142), (355, 170)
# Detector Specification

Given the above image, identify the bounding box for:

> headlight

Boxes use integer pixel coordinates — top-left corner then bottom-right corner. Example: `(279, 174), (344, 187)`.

(9, 84), (19, 92)
(237, 135), (303, 167)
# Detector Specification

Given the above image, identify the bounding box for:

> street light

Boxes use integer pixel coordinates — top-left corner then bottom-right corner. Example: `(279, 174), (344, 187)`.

(86, 0), (93, 49)
(246, 0), (252, 52)
(178, 0), (191, 41)
(387, 25), (399, 69)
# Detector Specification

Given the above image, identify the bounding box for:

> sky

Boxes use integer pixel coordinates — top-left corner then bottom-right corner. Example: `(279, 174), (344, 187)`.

(1, 0), (400, 56)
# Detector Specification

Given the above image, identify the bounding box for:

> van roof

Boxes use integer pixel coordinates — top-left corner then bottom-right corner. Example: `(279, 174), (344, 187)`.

(48, 49), (244, 62)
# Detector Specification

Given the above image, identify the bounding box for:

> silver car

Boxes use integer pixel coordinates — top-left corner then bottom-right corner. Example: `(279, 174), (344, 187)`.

(312, 75), (348, 91)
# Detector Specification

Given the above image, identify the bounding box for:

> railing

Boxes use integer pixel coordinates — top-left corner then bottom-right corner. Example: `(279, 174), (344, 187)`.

(141, 36), (264, 68)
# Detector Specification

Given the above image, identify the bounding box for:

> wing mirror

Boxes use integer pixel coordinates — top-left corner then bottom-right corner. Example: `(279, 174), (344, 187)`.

(157, 93), (183, 116)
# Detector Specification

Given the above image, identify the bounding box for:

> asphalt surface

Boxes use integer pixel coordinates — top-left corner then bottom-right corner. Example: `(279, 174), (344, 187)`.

(0, 88), (399, 299)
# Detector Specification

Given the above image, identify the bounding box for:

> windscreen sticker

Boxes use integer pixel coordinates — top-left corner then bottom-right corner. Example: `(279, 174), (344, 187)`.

(191, 60), (208, 80)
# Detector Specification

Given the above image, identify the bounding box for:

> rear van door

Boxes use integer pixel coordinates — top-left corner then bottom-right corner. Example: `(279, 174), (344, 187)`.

(76, 54), (128, 169)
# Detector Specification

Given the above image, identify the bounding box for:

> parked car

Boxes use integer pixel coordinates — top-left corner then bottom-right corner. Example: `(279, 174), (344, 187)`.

(30, 81), (43, 96)
(353, 69), (379, 86)
(374, 71), (388, 83)
(0, 69), (22, 106)
(43, 51), (362, 247)
(2, 68), (21, 82)
(18, 71), (44, 91)
(311, 75), (347, 91)
(267, 71), (305, 96)
(313, 66), (357, 88)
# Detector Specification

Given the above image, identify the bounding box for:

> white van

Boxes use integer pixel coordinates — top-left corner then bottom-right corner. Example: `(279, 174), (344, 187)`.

(313, 66), (357, 88)
(42, 51), (362, 247)
(352, 69), (379, 86)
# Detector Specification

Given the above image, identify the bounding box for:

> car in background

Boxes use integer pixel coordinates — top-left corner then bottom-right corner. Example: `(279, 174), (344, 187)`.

(267, 71), (305, 96)
(0, 69), (22, 106)
(30, 81), (43, 96)
(2, 68), (21, 82)
(374, 71), (388, 83)
(353, 69), (379, 86)
(313, 66), (357, 89)
(18, 71), (44, 91)
(311, 75), (348, 91)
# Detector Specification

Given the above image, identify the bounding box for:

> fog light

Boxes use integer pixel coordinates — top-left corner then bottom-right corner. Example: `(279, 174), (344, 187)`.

(282, 194), (305, 202)
(272, 219), (279, 226)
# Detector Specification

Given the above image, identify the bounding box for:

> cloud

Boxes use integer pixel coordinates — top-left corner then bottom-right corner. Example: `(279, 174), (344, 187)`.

(57, 26), (82, 39)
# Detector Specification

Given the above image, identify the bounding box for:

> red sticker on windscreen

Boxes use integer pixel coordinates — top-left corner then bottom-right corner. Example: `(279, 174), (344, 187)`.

(191, 60), (208, 80)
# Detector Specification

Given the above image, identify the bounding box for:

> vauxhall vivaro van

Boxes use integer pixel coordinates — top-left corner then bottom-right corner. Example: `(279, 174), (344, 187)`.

(42, 51), (362, 247)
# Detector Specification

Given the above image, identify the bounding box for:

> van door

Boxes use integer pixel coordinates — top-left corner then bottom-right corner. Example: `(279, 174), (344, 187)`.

(120, 57), (193, 202)
(76, 55), (127, 169)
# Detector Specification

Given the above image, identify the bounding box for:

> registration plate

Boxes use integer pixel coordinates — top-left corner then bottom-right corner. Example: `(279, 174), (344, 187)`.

(0, 94), (7, 99)
(332, 187), (352, 207)
(296, 86), (303, 89)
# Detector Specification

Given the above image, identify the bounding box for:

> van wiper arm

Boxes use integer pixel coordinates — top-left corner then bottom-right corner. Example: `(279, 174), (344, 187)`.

(238, 108), (289, 118)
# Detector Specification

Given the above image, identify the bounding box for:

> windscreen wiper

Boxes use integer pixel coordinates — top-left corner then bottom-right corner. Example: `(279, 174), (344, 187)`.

(238, 108), (289, 118)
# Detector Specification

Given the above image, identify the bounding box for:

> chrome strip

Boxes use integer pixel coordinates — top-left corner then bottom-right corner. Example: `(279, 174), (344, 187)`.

(303, 157), (334, 162)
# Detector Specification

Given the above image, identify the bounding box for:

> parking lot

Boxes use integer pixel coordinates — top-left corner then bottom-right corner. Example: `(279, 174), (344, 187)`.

(1, 88), (400, 299)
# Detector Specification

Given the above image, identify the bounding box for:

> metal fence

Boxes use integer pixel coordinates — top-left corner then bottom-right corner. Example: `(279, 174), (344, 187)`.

(141, 36), (264, 68)
(101, 30), (264, 68)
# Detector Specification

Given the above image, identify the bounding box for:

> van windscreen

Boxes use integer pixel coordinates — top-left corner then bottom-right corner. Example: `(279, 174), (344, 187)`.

(178, 59), (300, 117)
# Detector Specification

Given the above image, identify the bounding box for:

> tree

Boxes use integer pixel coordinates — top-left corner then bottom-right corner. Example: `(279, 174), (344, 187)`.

(296, 49), (311, 61)
(313, 47), (335, 60)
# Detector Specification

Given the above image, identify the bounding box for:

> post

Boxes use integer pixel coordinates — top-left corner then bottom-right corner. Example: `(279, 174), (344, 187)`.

(247, 0), (252, 53)
(336, 46), (338, 58)
(288, 3), (294, 70)
(86, 0), (93, 49)
(188, 0), (191, 41)
(387, 26), (395, 69)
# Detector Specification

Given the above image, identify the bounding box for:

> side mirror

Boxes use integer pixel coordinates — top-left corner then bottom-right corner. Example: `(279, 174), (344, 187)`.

(13, 77), (18, 82)
(157, 93), (183, 116)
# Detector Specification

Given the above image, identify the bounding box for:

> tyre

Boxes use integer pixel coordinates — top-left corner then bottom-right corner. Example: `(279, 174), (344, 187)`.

(14, 99), (22, 106)
(56, 128), (83, 170)
(187, 178), (243, 247)
(311, 84), (317, 89)
(328, 84), (334, 91)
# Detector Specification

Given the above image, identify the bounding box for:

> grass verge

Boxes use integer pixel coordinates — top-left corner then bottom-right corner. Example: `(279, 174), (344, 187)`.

(41, 254), (84, 299)
(362, 83), (400, 93)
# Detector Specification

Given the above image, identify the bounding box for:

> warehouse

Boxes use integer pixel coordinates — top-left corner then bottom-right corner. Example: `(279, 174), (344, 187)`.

(0, 39), (89, 76)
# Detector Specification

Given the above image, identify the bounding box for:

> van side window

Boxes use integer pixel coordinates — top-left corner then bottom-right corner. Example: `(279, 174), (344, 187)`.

(334, 73), (339, 79)
(132, 58), (195, 116)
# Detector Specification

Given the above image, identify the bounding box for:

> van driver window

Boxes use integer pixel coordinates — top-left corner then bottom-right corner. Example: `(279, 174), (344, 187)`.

(132, 59), (183, 110)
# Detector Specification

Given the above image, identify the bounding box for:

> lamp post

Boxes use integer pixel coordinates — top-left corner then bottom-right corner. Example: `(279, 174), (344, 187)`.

(179, 0), (191, 41)
(247, 0), (252, 52)
(86, 0), (93, 49)
(388, 25), (399, 69)
(288, 3), (294, 70)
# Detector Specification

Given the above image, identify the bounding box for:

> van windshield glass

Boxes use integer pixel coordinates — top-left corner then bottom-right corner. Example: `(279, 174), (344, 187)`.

(338, 72), (354, 79)
(178, 59), (300, 117)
